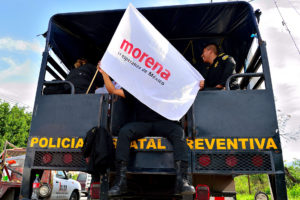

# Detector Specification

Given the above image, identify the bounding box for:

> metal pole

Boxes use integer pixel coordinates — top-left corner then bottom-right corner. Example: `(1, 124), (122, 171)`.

(0, 141), (8, 180)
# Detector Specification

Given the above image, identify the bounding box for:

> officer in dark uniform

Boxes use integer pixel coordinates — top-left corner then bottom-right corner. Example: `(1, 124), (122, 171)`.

(43, 58), (104, 95)
(97, 63), (195, 197)
(199, 44), (237, 90)
(66, 58), (104, 93)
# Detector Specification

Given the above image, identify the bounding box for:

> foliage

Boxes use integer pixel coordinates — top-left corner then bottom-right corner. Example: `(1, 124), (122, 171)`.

(236, 194), (252, 200)
(285, 159), (300, 188)
(235, 174), (270, 195)
(0, 101), (32, 150)
(72, 173), (79, 180)
(237, 191), (300, 200)
(287, 184), (300, 199)
(236, 193), (271, 200)
(235, 160), (300, 199)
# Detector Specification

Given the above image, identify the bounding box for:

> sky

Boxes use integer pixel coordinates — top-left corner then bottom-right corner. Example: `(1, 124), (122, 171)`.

(0, 0), (299, 162)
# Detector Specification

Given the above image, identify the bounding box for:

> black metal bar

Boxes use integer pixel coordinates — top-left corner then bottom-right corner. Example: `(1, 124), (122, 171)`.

(99, 94), (109, 128)
(269, 174), (288, 200)
(100, 173), (109, 200)
(190, 105), (196, 140)
(240, 47), (262, 89)
(259, 41), (273, 91)
(247, 55), (262, 73)
(252, 76), (265, 90)
(43, 81), (75, 94)
(34, 51), (49, 100)
(47, 56), (68, 78)
(240, 58), (262, 89)
(246, 46), (261, 73)
(46, 65), (62, 80)
(226, 73), (264, 90)
(7, 166), (23, 176)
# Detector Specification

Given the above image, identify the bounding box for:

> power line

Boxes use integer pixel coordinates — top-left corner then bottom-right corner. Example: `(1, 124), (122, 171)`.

(287, 0), (300, 16)
(273, 0), (300, 55)
(0, 93), (33, 110)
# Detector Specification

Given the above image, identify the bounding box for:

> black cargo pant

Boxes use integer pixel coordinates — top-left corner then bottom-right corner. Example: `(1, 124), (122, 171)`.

(116, 120), (188, 162)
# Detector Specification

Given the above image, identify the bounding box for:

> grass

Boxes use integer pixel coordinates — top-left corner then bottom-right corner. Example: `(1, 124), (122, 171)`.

(237, 193), (299, 200)
(235, 175), (300, 200)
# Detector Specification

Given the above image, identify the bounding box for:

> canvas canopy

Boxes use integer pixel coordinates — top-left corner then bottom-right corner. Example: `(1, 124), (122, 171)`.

(46, 1), (258, 73)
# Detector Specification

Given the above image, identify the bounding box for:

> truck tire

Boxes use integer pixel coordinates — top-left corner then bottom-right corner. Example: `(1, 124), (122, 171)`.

(69, 191), (79, 200)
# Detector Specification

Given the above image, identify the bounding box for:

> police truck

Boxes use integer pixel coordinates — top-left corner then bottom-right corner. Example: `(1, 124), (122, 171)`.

(20, 2), (288, 200)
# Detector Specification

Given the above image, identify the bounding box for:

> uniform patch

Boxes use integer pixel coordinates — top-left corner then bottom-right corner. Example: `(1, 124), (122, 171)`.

(214, 61), (219, 68)
(222, 55), (229, 60)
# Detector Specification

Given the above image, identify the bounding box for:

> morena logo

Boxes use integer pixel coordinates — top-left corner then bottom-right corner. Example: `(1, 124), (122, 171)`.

(120, 39), (171, 80)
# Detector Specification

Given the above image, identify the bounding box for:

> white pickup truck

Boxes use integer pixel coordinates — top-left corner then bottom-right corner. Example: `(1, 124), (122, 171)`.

(46, 170), (81, 200)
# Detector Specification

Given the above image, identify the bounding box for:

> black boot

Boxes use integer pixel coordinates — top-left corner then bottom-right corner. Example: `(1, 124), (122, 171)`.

(108, 161), (128, 196)
(175, 161), (195, 195)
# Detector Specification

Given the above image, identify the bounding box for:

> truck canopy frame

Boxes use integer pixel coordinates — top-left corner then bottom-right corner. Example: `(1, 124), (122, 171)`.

(46, 1), (257, 73)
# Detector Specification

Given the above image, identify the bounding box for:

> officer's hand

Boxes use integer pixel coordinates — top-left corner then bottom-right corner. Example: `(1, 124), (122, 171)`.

(97, 61), (107, 75)
(199, 80), (205, 90)
(97, 61), (102, 72)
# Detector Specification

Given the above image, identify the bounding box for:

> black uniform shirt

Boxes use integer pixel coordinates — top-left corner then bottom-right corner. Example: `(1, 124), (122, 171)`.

(66, 63), (104, 93)
(204, 53), (236, 88)
(123, 90), (166, 122)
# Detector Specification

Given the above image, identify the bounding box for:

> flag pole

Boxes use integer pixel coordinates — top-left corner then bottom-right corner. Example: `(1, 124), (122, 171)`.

(86, 69), (99, 94)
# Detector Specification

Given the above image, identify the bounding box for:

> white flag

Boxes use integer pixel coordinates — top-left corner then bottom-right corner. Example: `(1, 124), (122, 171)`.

(101, 4), (203, 120)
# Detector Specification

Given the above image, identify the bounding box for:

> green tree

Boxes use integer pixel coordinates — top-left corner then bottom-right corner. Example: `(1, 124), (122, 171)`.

(285, 159), (300, 188)
(235, 174), (270, 195)
(0, 101), (32, 150)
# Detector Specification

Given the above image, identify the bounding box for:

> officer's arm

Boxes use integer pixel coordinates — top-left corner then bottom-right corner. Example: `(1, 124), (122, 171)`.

(100, 71), (125, 98)
(97, 63), (125, 98)
(215, 84), (224, 89)
(219, 57), (236, 87)
(199, 80), (205, 90)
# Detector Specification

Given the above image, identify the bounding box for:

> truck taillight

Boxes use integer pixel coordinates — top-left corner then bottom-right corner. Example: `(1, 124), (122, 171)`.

(252, 155), (263, 167)
(225, 155), (238, 167)
(198, 155), (211, 167)
(90, 182), (100, 199)
(195, 184), (210, 200)
(42, 153), (52, 164)
(63, 153), (72, 164)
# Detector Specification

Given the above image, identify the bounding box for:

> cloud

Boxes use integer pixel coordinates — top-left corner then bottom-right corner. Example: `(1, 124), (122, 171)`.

(0, 56), (39, 112)
(0, 57), (32, 81)
(0, 37), (43, 54)
(282, 138), (300, 162)
(0, 82), (36, 110)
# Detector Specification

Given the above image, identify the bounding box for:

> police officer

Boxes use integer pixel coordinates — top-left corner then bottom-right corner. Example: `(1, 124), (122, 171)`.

(66, 58), (104, 93)
(97, 63), (195, 197)
(199, 44), (237, 90)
